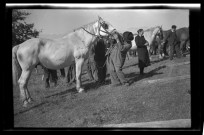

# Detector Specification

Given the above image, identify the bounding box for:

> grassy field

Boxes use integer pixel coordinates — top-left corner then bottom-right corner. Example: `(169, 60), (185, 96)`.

(13, 55), (191, 127)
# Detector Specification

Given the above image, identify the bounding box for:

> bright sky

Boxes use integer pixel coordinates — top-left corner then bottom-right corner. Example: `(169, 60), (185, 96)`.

(23, 9), (189, 38)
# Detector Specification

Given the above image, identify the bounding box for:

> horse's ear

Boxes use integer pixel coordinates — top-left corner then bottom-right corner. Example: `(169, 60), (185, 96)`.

(98, 16), (102, 21)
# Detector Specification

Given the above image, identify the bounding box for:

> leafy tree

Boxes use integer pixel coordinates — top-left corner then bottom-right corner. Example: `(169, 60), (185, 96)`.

(12, 10), (41, 46)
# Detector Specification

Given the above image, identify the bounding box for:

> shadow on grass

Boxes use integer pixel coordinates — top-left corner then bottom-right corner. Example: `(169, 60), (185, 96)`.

(46, 63), (167, 99)
(150, 56), (169, 65)
(44, 78), (111, 100)
(123, 56), (169, 70)
(14, 101), (49, 116)
(18, 79), (110, 117)
(128, 65), (167, 85)
(84, 79), (111, 92)
(14, 65), (167, 116)
(44, 87), (77, 99)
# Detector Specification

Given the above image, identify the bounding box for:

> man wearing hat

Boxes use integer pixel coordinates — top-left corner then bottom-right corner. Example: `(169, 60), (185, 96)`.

(162, 25), (181, 60)
(135, 29), (151, 75)
(106, 31), (134, 87)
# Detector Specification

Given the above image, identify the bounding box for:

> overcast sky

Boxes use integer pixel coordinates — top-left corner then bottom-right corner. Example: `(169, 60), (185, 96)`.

(23, 9), (189, 38)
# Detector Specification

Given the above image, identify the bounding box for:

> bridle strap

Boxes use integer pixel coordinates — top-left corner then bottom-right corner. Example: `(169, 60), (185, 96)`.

(82, 20), (114, 39)
(82, 27), (99, 37)
(99, 23), (112, 35)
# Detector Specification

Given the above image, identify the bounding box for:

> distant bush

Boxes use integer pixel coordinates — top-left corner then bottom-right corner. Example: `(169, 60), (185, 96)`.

(12, 10), (42, 46)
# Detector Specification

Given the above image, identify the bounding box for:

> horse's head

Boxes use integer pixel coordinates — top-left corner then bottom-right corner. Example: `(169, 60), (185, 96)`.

(155, 25), (163, 40)
(97, 16), (117, 37)
(152, 26), (165, 47)
(105, 31), (125, 45)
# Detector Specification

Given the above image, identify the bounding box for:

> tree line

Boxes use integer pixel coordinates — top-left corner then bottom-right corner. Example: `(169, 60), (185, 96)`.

(12, 9), (41, 47)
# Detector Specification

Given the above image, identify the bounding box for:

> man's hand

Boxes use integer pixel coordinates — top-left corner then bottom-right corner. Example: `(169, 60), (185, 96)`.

(113, 32), (119, 39)
(116, 38), (120, 43)
(161, 41), (165, 45)
(144, 42), (149, 46)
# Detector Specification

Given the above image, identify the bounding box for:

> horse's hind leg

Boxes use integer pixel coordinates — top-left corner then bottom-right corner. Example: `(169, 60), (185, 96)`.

(75, 58), (85, 93)
(18, 69), (32, 107)
(147, 46), (152, 60)
(60, 68), (65, 78)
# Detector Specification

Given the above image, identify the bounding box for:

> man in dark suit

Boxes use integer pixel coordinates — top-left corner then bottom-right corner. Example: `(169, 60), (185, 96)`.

(162, 25), (181, 60)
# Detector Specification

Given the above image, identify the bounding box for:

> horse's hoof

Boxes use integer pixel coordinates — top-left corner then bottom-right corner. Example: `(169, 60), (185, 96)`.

(23, 100), (29, 107)
(159, 55), (163, 59)
(77, 88), (84, 93)
(27, 98), (33, 103)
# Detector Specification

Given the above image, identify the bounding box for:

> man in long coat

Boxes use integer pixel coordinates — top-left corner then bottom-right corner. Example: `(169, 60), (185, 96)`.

(87, 37), (107, 84)
(135, 29), (151, 75)
(106, 31), (134, 87)
(162, 25), (181, 60)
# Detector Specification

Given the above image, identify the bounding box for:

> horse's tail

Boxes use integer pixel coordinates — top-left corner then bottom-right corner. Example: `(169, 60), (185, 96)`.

(12, 45), (22, 86)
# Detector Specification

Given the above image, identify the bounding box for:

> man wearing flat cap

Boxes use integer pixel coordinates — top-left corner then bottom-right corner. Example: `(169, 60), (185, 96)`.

(162, 25), (181, 60)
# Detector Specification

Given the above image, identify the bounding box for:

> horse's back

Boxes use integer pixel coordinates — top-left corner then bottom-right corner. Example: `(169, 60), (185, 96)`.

(18, 38), (40, 49)
(66, 32), (90, 58)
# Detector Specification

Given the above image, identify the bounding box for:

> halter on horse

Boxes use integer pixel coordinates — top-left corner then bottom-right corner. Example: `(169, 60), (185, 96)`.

(12, 16), (117, 107)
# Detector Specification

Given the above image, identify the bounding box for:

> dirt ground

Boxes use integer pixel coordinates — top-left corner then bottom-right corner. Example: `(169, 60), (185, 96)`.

(13, 54), (191, 127)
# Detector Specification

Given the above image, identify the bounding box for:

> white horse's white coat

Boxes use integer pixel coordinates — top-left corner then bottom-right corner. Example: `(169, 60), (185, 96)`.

(12, 16), (116, 107)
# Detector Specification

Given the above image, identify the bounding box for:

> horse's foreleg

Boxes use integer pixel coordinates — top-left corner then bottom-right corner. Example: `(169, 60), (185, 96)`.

(18, 69), (32, 107)
(34, 65), (38, 73)
(75, 58), (85, 93)
(158, 44), (163, 59)
(126, 52), (130, 60)
(60, 69), (66, 78)
(147, 46), (152, 60)
(35, 68), (37, 73)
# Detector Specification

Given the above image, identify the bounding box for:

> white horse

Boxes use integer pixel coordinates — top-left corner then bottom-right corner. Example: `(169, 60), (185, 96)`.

(12, 16), (116, 107)
(129, 26), (163, 59)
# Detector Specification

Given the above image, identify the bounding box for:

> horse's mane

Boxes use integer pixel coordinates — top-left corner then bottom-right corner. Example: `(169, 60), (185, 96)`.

(73, 20), (98, 32)
(131, 26), (161, 35)
(60, 20), (98, 39)
(144, 26), (161, 32)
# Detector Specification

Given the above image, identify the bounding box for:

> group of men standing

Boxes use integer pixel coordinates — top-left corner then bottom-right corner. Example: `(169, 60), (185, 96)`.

(41, 25), (184, 88)
(72, 29), (151, 87)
